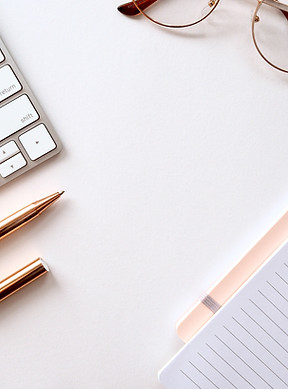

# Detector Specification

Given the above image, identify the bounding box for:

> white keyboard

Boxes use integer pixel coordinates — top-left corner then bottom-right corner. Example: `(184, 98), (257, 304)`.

(0, 36), (62, 186)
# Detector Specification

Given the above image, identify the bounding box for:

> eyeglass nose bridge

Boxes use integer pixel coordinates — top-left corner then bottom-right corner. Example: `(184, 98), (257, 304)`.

(251, 0), (288, 73)
(118, 0), (288, 73)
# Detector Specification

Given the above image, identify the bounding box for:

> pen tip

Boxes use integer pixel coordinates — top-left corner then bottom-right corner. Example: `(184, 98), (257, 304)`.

(59, 191), (65, 196)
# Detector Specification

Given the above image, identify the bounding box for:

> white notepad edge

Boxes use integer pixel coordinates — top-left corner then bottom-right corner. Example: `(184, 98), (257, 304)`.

(158, 238), (288, 383)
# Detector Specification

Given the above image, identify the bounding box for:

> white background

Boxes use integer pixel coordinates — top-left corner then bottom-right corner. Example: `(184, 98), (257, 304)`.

(0, 1), (287, 388)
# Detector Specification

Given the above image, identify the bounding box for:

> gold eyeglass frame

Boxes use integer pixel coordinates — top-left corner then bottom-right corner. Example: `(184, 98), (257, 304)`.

(118, 0), (288, 73)
(131, 0), (221, 29)
(252, 0), (288, 73)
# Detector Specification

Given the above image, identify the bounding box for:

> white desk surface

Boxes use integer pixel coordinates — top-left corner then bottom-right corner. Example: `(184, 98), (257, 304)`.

(0, 1), (287, 388)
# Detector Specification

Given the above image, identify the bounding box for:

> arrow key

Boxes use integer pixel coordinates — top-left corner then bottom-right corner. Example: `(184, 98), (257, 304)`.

(19, 124), (56, 161)
(0, 152), (26, 178)
(0, 141), (19, 163)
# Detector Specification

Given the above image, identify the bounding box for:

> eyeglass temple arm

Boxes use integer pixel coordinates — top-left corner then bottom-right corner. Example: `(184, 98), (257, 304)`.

(118, 0), (288, 21)
(117, 0), (158, 16)
(262, 0), (288, 19)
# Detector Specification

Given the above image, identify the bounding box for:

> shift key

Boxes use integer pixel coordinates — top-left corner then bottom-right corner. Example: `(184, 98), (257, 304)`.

(0, 95), (39, 142)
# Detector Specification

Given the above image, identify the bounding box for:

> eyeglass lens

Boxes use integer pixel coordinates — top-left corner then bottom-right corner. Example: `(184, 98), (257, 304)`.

(253, 1), (288, 72)
(131, 0), (219, 27)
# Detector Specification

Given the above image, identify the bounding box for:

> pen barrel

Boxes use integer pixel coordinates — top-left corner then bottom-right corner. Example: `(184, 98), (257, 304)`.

(0, 258), (49, 302)
(0, 204), (39, 240)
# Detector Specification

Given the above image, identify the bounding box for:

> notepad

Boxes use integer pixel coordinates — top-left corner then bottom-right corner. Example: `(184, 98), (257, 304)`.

(159, 240), (288, 389)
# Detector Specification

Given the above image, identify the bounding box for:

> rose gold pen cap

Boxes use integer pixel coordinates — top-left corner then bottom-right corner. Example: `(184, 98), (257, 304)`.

(0, 258), (49, 303)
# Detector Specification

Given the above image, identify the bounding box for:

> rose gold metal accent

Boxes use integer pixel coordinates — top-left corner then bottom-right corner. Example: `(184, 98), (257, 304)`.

(201, 293), (221, 313)
(118, 0), (288, 73)
(131, 0), (221, 28)
(252, 0), (288, 73)
(0, 191), (64, 241)
(0, 258), (49, 303)
(118, 0), (220, 24)
(177, 209), (288, 342)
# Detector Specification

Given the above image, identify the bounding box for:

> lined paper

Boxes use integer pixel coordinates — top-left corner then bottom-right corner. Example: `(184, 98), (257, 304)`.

(159, 241), (288, 389)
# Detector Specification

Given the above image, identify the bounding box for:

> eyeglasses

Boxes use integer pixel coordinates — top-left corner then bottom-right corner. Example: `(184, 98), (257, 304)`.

(117, 0), (288, 73)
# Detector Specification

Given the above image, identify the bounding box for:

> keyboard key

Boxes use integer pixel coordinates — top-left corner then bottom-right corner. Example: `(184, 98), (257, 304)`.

(0, 141), (19, 163)
(0, 94), (39, 142)
(19, 124), (56, 160)
(0, 36), (62, 186)
(0, 65), (22, 103)
(0, 152), (26, 177)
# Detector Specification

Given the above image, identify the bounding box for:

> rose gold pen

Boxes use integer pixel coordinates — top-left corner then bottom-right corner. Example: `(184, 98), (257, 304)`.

(0, 191), (64, 240)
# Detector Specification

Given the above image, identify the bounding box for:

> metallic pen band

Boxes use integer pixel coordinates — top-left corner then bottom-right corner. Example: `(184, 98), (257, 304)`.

(200, 294), (222, 314)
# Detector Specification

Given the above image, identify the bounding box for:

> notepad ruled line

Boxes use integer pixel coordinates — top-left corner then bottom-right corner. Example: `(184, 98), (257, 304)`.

(206, 343), (256, 388)
(215, 335), (272, 388)
(224, 323), (288, 387)
(241, 307), (288, 354)
(257, 289), (288, 320)
(275, 271), (288, 286)
(159, 242), (288, 389)
(197, 352), (238, 389)
(189, 361), (220, 388)
(266, 280), (288, 303)
(249, 298), (288, 337)
(232, 316), (288, 372)
(180, 369), (202, 388)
